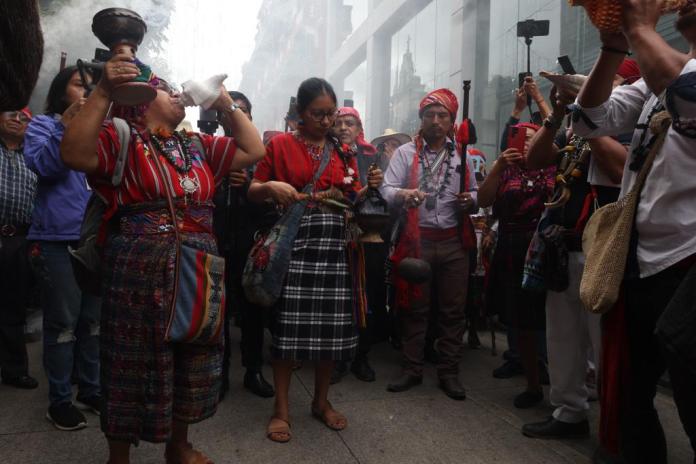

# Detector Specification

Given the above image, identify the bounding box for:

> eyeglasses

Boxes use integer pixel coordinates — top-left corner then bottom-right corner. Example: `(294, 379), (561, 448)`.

(156, 81), (181, 96)
(307, 109), (339, 123)
(1, 111), (31, 124)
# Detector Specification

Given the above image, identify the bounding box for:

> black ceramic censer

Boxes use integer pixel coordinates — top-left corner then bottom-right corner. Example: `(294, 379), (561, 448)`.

(92, 8), (157, 106)
(354, 163), (390, 243)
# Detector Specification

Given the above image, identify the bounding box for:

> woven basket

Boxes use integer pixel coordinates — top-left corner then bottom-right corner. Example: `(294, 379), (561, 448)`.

(568, 0), (686, 32)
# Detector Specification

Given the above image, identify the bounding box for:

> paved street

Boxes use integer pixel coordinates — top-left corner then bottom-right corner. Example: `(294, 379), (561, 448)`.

(0, 328), (692, 464)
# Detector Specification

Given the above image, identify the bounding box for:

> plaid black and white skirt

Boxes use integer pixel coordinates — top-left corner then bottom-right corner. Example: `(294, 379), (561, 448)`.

(271, 207), (358, 361)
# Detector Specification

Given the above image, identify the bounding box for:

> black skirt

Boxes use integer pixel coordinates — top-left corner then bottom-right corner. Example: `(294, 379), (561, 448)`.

(486, 228), (547, 330)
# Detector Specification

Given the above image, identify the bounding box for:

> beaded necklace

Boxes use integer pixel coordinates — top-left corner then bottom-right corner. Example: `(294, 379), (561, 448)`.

(149, 130), (196, 174)
(418, 141), (456, 210)
(293, 132), (324, 161)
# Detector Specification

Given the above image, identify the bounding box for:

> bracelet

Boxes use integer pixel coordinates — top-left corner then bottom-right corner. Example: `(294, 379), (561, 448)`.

(601, 46), (631, 56)
(543, 115), (563, 130)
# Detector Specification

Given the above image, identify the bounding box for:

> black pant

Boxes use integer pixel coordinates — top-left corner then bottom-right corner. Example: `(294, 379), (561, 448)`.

(0, 235), (31, 378)
(356, 243), (389, 360)
(622, 264), (696, 464)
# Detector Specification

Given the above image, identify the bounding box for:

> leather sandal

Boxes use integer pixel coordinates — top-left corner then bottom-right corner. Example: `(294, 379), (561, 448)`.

(164, 442), (214, 464)
(266, 417), (292, 443)
(311, 402), (347, 431)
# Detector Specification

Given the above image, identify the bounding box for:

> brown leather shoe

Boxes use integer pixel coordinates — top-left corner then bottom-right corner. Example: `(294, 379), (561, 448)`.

(439, 377), (466, 400)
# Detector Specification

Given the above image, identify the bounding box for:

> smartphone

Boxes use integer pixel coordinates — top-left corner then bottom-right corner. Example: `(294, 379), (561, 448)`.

(507, 126), (527, 154)
(558, 55), (576, 75)
(518, 71), (532, 89)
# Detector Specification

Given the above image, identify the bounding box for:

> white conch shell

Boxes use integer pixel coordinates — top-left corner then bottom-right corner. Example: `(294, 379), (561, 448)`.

(181, 74), (228, 109)
(539, 71), (588, 97)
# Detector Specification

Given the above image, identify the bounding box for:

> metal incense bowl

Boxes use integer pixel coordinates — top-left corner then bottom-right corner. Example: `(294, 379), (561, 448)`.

(397, 257), (432, 284)
(92, 8), (147, 51)
(354, 187), (390, 243)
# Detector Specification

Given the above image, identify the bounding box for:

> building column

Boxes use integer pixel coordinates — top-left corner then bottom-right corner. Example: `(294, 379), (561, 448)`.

(365, 33), (391, 140)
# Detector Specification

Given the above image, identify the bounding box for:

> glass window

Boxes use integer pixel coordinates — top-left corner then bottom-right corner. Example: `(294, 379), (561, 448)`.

(388, 0), (452, 135)
(343, 60), (368, 117)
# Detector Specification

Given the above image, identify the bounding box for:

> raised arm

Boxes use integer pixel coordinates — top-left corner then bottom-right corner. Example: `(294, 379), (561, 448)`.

(215, 90), (265, 171)
(621, 0), (690, 95)
(60, 54), (139, 173)
(587, 137), (628, 185)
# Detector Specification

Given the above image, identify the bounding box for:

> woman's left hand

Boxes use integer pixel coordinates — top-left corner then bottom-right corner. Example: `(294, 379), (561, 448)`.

(457, 192), (476, 212)
(367, 167), (383, 189)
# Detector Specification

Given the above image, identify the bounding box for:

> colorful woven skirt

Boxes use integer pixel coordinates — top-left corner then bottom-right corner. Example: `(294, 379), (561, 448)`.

(271, 207), (358, 361)
(99, 206), (222, 445)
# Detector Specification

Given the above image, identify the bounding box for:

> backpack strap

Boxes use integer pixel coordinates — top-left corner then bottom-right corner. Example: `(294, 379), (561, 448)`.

(111, 117), (131, 187)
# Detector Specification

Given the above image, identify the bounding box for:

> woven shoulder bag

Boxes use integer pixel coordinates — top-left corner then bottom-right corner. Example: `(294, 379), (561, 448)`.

(580, 111), (671, 314)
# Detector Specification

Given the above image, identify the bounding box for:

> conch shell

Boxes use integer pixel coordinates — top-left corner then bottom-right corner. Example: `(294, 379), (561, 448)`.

(568, 0), (687, 33)
(539, 71), (587, 99)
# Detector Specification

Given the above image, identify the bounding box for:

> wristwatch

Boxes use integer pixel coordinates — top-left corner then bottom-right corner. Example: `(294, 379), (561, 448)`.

(228, 103), (240, 113)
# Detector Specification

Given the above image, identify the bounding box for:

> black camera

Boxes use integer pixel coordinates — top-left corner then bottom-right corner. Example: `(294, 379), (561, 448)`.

(516, 19), (550, 38)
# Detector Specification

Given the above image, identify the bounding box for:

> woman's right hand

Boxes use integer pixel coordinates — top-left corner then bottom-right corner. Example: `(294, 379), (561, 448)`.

(268, 181), (301, 207)
(494, 148), (524, 172)
(96, 53), (140, 96)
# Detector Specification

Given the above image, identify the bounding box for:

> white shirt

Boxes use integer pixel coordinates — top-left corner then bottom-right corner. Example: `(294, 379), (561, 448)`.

(573, 60), (696, 278)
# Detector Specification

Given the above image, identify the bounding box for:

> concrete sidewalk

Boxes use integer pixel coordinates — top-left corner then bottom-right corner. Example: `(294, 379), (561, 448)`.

(0, 329), (692, 463)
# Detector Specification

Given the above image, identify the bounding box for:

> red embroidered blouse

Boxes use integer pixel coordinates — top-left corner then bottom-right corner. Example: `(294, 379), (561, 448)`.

(89, 122), (237, 206)
(254, 133), (361, 194)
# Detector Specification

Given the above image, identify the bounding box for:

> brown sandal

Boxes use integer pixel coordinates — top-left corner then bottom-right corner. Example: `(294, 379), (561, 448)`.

(311, 402), (347, 431)
(266, 417), (292, 443)
(165, 442), (214, 464)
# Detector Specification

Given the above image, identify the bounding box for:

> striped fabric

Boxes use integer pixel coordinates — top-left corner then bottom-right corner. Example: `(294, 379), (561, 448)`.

(272, 208), (358, 361)
(0, 143), (37, 225)
(91, 122), (237, 207)
(167, 244), (226, 344)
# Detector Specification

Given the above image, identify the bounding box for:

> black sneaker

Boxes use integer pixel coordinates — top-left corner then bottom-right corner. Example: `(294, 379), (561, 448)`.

(492, 360), (524, 379)
(522, 417), (590, 439)
(46, 403), (87, 431)
(513, 390), (544, 409)
(75, 394), (102, 416)
(351, 358), (376, 382)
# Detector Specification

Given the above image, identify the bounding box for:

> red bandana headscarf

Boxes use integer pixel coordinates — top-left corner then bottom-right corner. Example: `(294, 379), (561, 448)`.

(418, 88), (459, 120)
(337, 107), (376, 155)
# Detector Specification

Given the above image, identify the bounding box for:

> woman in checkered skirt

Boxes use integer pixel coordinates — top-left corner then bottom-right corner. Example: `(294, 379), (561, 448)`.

(249, 78), (384, 443)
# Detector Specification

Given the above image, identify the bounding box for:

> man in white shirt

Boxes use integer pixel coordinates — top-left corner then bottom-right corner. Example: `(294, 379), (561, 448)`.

(572, 1), (696, 462)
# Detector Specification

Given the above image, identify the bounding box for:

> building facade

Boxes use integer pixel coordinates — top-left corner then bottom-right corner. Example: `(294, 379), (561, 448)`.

(241, 0), (687, 158)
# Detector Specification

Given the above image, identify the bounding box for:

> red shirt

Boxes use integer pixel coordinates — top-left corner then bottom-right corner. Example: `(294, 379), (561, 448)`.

(90, 123), (237, 206)
(254, 133), (361, 195)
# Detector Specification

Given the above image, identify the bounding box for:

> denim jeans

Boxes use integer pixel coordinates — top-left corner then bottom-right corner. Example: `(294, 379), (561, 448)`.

(32, 241), (101, 406)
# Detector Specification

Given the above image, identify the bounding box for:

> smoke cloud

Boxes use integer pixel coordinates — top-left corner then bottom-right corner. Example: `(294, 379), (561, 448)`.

(31, 0), (174, 112)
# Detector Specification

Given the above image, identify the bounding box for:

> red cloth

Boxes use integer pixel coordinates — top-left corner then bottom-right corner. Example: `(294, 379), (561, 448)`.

(600, 291), (630, 456)
(420, 227), (459, 241)
(254, 132), (362, 194)
(391, 148), (423, 311)
(419, 88), (459, 118)
(513, 122), (540, 133)
(91, 122), (237, 207)
(337, 107), (377, 156)
(617, 58), (641, 85)
(20, 107), (32, 119)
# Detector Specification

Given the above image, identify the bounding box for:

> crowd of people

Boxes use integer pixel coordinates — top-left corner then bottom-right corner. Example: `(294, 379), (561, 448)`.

(0, 1), (695, 463)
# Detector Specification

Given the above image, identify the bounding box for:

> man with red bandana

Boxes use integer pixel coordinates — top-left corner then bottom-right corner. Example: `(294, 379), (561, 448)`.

(572, 1), (696, 462)
(381, 89), (478, 400)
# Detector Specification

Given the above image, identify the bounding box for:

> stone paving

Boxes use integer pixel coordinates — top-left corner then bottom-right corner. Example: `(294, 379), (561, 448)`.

(0, 329), (692, 463)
